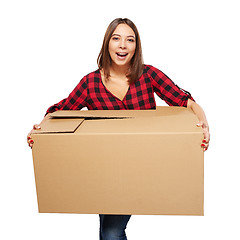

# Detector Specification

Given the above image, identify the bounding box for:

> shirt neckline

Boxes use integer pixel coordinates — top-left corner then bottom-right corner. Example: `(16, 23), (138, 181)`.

(97, 69), (130, 102)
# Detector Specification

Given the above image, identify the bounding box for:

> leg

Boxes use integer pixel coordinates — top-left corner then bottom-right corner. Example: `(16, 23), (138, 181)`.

(99, 214), (131, 240)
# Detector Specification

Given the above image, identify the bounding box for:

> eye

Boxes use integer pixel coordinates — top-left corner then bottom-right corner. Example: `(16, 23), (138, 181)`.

(112, 37), (120, 41)
(127, 38), (135, 42)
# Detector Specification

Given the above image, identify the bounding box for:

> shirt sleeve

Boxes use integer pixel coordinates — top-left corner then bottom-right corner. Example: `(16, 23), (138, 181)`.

(45, 75), (88, 115)
(147, 65), (194, 107)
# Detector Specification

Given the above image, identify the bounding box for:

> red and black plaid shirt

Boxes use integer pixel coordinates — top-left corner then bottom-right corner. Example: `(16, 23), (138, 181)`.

(46, 65), (194, 114)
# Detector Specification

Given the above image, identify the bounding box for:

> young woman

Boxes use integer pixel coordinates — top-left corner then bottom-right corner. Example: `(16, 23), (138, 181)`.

(28, 18), (210, 240)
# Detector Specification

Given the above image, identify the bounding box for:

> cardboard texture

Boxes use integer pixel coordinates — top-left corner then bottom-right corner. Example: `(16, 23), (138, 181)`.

(31, 106), (204, 215)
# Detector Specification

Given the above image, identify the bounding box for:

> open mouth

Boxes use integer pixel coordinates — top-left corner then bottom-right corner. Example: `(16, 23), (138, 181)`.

(116, 52), (128, 58)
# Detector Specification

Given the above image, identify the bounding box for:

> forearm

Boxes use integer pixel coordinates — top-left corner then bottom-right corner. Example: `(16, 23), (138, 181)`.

(187, 99), (208, 127)
(187, 99), (210, 151)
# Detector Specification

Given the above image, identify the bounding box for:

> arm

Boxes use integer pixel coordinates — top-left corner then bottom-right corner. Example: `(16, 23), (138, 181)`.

(148, 65), (194, 107)
(148, 65), (210, 151)
(187, 99), (210, 151)
(46, 75), (88, 115)
(27, 75), (88, 148)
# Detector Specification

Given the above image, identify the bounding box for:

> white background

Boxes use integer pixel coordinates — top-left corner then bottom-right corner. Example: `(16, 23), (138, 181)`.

(1, 0), (239, 239)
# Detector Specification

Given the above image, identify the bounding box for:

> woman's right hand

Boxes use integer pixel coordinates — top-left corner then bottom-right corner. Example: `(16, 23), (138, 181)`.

(27, 124), (41, 148)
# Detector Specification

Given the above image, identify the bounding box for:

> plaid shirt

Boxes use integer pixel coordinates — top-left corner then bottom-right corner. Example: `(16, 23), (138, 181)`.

(46, 65), (194, 114)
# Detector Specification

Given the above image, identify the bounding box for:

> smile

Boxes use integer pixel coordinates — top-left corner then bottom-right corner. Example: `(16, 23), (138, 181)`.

(116, 52), (128, 60)
(116, 52), (128, 56)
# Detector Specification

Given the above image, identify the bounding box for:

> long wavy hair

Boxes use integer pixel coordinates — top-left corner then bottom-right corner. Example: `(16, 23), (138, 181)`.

(97, 18), (144, 84)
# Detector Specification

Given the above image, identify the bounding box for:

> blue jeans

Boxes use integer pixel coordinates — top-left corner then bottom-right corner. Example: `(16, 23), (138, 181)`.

(99, 214), (131, 240)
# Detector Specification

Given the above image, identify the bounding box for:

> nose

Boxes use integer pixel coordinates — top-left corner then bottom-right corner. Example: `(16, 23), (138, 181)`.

(119, 39), (126, 49)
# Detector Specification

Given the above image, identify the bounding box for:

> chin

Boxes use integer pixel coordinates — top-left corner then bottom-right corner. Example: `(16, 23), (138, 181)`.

(113, 60), (131, 68)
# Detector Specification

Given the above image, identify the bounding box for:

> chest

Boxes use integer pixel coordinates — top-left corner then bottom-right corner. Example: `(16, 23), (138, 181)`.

(87, 72), (156, 110)
(103, 79), (129, 101)
(100, 73), (130, 101)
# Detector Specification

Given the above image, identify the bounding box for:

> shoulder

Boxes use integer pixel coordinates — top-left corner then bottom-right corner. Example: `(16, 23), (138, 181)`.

(83, 69), (101, 80)
(143, 64), (165, 78)
(79, 69), (101, 86)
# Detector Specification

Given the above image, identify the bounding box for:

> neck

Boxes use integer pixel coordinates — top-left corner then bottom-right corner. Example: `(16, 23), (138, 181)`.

(110, 63), (129, 78)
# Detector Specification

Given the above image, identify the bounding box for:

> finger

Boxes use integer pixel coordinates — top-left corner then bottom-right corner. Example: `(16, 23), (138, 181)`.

(33, 124), (41, 130)
(201, 143), (209, 148)
(201, 142), (209, 151)
(27, 138), (33, 143)
(27, 139), (34, 148)
(202, 139), (209, 144)
(203, 130), (210, 142)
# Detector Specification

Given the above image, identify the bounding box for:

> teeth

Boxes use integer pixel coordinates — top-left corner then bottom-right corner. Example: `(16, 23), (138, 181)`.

(117, 53), (128, 56)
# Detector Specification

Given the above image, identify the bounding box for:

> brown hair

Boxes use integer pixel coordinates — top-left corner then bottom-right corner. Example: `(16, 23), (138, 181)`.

(97, 18), (144, 84)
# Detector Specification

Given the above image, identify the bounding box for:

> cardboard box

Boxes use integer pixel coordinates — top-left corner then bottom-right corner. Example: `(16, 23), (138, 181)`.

(31, 106), (204, 215)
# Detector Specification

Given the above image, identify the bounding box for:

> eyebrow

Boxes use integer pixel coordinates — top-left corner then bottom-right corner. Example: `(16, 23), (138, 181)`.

(112, 33), (135, 38)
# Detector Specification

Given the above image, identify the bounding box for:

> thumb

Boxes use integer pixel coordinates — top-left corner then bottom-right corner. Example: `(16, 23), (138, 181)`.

(33, 124), (41, 130)
(196, 121), (203, 127)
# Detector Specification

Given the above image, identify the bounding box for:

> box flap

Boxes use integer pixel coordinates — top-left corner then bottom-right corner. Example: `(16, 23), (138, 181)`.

(49, 108), (157, 118)
(49, 106), (190, 119)
(32, 118), (84, 134)
(75, 113), (201, 134)
(36, 107), (202, 135)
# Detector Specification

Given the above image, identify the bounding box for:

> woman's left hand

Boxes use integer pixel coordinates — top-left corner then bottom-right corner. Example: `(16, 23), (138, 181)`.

(197, 121), (210, 151)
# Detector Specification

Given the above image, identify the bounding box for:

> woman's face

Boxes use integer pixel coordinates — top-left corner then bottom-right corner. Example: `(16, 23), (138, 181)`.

(108, 24), (136, 69)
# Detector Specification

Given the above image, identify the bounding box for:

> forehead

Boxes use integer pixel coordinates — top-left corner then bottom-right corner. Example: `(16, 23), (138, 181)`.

(112, 24), (135, 37)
